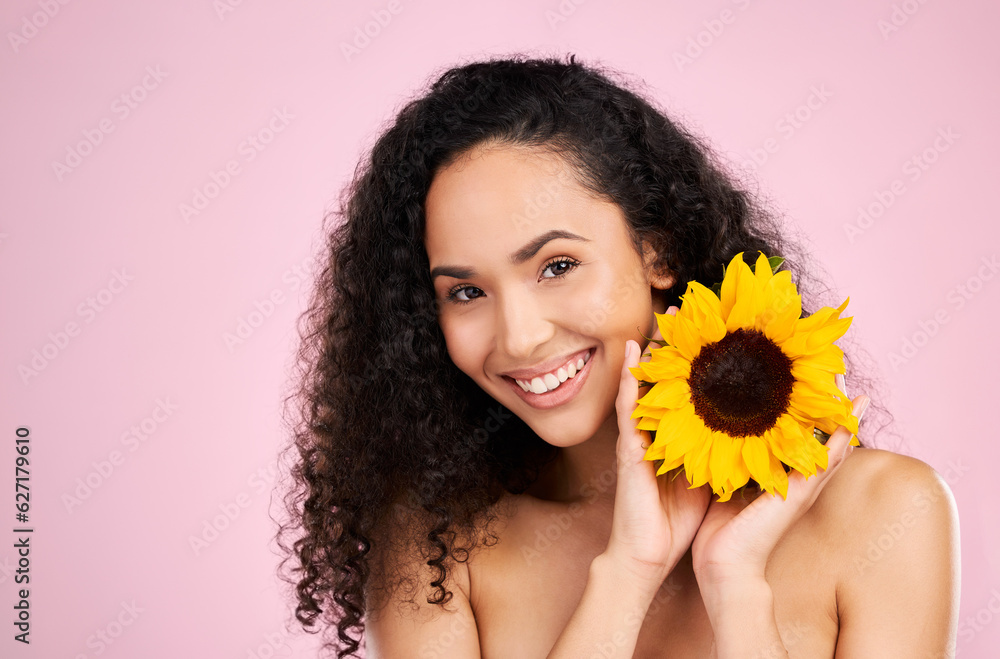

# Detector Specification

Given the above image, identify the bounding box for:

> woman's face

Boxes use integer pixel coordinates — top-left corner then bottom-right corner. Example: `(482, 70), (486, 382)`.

(423, 143), (674, 446)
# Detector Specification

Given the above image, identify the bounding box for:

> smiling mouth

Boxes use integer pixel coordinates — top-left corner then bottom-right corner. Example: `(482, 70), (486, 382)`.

(504, 348), (594, 395)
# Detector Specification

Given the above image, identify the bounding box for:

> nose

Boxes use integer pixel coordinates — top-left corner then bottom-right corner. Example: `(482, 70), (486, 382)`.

(494, 286), (556, 362)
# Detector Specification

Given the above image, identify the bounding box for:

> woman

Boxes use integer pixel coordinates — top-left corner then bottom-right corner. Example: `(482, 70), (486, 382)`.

(277, 54), (960, 658)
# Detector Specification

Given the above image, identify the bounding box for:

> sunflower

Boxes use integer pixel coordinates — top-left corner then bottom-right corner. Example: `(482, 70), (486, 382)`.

(629, 251), (860, 502)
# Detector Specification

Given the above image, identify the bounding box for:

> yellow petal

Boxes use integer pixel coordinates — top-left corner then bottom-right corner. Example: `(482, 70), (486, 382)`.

(684, 427), (714, 488)
(760, 271), (801, 343)
(723, 436), (751, 490)
(794, 344), (846, 374)
(654, 311), (677, 346)
(741, 435), (773, 490)
(708, 434), (742, 493)
(772, 415), (825, 475)
(673, 313), (702, 361)
(719, 252), (747, 320)
(644, 378), (691, 409)
(805, 316), (853, 352)
(655, 451), (685, 474)
(790, 362), (842, 398)
(725, 267), (758, 331)
(754, 251), (773, 288)
(685, 282), (727, 344)
(789, 384), (848, 418)
(686, 280), (723, 318)
(635, 416), (659, 431)
(654, 404), (701, 452)
(796, 298), (848, 334)
(648, 344), (688, 365)
(645, 440), (667, 461)
(632, 401), (667, 417)
(640, 354), (691, 380)
(766, 451), (789, 499)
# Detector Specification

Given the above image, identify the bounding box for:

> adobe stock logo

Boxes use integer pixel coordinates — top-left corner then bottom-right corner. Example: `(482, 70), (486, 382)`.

(51, 66), (169, 182)
(62, 398), (179, 515)
(545, 0), (589, 30)
(72, 600), (144, 659)
(339, 0), (406, 62)
(741, 85), (834, 172)
(672, 0), (757, 72)
(877, 0), (932, 40)
(843, 127), (959, 244)
(887, 255), (998, 370)
(7, 0), (73, 54)
(18, 268), (135, 385)
(179, 107), (294, 223)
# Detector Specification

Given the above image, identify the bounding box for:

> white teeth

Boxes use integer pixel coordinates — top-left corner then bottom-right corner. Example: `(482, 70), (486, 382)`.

(515, 349), (592, 394)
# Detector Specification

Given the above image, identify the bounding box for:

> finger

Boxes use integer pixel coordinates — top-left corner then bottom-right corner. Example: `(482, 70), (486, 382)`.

(835, 372), (848, 398)
(616, 340), (651, 463)
(780, 394), (870, 510)
(825, 394), (870, 463)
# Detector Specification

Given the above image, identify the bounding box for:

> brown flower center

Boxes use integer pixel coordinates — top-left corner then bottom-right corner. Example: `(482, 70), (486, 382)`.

(687, 327), (794, 437)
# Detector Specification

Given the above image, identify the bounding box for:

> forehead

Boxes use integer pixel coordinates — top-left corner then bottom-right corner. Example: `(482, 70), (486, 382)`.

(423, 144), (630, 264)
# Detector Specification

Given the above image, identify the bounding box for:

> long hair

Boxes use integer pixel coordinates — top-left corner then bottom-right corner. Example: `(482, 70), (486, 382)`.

(274, 52), (891, 658)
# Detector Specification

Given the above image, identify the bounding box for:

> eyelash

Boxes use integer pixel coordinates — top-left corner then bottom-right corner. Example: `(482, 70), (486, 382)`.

(444, 257), (583, 305)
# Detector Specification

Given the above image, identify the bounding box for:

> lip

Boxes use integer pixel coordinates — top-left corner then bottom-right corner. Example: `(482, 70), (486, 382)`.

(501, 347), (594, 380)
(502, 347), (596, 410)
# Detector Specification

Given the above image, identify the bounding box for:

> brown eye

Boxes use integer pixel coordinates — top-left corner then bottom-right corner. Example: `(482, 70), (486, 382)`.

(445, 285), (484, 305)
(541, 257), (581, 279)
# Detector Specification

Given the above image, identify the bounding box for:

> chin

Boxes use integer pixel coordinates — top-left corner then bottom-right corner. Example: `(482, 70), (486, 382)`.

(526, 414), (604, 448)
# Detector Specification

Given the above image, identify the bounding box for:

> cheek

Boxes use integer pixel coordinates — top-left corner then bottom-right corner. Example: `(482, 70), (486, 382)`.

(439, 313), (487, 376)
(572, 268), (650, 337)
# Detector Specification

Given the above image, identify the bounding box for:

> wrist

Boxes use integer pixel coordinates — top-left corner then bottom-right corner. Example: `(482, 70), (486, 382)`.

(694, 560), (767, 591)
(699, 576), (773, 622)
(593, 551), (671, 599)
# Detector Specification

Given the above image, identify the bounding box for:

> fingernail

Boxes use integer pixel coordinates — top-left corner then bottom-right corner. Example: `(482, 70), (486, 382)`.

(858, 396), (871, 421)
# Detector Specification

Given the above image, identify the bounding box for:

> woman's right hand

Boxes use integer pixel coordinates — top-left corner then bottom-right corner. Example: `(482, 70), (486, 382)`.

(602, 306), (711, 587)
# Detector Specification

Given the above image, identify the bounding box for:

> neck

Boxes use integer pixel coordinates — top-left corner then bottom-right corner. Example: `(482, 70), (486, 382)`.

(530, 411), (620, 507)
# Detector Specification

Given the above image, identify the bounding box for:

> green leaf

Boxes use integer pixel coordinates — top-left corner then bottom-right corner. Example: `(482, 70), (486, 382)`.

(768, 255), (785, 273)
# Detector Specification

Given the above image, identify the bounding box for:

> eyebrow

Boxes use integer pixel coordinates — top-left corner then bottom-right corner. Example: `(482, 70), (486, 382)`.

(429, 229), (591, 281)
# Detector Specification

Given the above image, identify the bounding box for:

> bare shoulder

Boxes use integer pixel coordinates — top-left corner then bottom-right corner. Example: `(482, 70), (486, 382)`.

(365, 502), (476, 614)
(812, 447), (958, 536)
(810, 447), (960, 591)
(808, 450), (962, 654)
(818, 447), (957, 519)
(364, 503), (481, 658)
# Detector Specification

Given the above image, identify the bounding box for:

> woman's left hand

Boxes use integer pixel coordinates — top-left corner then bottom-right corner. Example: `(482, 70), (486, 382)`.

(690, 393), (870, 596)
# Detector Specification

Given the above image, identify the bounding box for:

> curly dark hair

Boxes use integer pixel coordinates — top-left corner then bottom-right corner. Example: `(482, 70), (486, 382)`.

(273, 52), (892, 658)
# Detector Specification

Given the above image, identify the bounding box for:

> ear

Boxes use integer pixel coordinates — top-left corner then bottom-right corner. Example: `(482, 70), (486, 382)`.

(641, 240), (675, 290)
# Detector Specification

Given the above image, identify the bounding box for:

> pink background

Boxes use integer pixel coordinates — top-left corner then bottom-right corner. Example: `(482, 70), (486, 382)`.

(2, 1), (998, 657)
